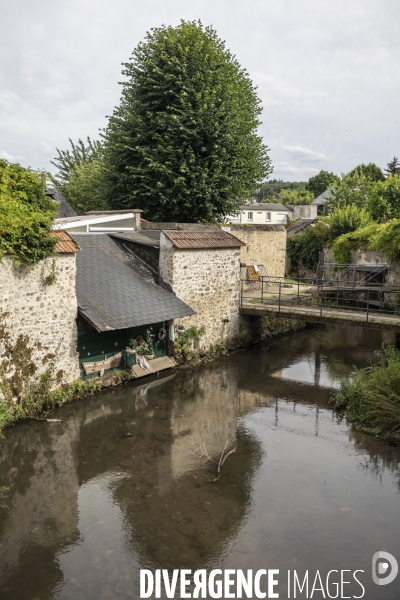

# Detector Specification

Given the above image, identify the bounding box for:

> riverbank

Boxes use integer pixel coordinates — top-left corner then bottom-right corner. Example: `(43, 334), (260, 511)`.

(0, 316), (306, 430)
(331, 345), (400, 437)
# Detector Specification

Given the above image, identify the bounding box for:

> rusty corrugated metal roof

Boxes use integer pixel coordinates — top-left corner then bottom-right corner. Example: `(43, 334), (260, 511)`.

(162, 230), (246, 249)
(49, 231), (81, 253)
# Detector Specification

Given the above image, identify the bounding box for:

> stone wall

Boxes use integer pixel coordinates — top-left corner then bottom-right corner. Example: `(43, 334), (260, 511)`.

(323, 246), (400, 284)
(159, 234), (241, 349)
(0, 254), (80, 391)
(287, 204), (318, 219)
(223, 224), (287, 278)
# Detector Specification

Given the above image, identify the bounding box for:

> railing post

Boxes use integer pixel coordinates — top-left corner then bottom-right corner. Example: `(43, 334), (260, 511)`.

(366, 289), (370, 322)
(278, 282), (281, 312)
(240, 278), (243, 307)
(298, 280), (300, 305)
(261, 276), (264, 304)
(320, 283), (323, 316)
(379, 284), (383, 313)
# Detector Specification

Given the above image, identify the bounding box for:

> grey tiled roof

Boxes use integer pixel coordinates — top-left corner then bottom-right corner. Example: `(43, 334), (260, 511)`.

(312, 190), (332, 204)
(110, 231), (161, 248)
(46, 186), (77, 218)
(287, 219), (315, 238)
(71, 234), (195, 332)
(240, 203), (290, 211)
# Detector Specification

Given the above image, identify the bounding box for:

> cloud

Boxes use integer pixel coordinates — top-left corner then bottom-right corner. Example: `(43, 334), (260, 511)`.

(0, 150), (24, 162)
(40, 141), (54, 156)
(273, 161), (319, 179)
(253, 73), (328, 104)
(283, 146), (329, 163)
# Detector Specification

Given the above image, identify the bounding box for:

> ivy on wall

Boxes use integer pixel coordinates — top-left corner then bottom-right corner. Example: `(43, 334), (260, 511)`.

(0, 160), (57, 265)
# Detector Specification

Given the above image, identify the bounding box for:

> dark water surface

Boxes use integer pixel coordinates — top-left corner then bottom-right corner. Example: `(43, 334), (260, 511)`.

(0, 326), (399, 599)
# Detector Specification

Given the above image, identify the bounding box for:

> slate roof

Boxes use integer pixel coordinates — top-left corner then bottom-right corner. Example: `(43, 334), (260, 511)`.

(163, 230), (245, 249)
(239, 203), (290, 211)
(312, 190), (332, 205)
(287, 219), (316, 238)
(71, 234), (195, 332)
(110, 231), (161, 248)
(46, 186), (77, 218)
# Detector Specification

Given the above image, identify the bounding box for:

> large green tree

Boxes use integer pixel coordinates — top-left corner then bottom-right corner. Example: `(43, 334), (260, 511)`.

(306, 170), (339, 198)
(50, 137), (105, 214)
(326, 172), (375, 212)
(368, 175), (400, 220)
(385, 156), (400, 177)
(347, 162), (385, 182)
(102, 21), (272, 222)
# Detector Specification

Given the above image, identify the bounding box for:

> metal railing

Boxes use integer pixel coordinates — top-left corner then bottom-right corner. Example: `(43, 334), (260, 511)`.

(240, 275), (400, 323)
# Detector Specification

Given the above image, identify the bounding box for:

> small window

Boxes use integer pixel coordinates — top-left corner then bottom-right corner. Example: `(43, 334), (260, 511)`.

(266, 212), (271, 221)
(247, 212), (253, 221)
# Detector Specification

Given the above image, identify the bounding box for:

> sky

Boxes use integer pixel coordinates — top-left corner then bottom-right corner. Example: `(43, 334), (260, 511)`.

(1, 0), (399, 182)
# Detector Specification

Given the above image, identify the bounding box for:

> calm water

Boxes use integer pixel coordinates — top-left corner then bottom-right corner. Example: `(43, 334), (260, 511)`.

(0, 326), (399, 599)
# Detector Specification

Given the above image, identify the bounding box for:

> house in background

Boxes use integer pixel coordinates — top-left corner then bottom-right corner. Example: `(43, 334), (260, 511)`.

(311, 189), (331, 215)
(229, 203), (291, 225)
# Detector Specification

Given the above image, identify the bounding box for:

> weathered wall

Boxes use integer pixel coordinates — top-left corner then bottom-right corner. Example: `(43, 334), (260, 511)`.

(223, 225), (287, 278)
(159, 235), (241, 349)
(287, 204), (318, 219)
(0, 254), (80, 389)
(323, 246), (400, 284)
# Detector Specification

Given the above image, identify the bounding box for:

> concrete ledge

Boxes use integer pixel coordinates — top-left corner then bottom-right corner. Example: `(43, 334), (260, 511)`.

(131, 356), (175, 379)
(240, 304), (400, 332)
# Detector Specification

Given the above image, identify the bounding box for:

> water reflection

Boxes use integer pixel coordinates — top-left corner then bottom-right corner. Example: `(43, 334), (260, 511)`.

(0, 325), (399, 600)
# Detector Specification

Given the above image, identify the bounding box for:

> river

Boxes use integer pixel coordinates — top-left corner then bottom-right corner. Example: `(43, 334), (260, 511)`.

(0, 325), (399, 599)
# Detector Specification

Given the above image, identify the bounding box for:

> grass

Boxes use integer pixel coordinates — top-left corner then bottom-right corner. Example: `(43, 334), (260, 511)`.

(331, 346), (400, 437)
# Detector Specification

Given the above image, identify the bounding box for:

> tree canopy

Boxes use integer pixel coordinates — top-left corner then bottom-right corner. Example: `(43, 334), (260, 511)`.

(0, 160), (56, 265)
(347, 162), (385, 182)
(306, 170), (339, 198)
(49, 137), (105, 214)
(102, 20), (272, 222)
(385, 156), (400, 177)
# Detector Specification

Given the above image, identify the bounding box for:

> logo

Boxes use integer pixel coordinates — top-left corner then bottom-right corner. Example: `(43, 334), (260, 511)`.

(372, 551), (398, 586)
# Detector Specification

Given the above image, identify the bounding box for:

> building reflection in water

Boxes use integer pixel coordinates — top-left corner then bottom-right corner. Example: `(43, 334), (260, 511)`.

(0, 325), (397, 600)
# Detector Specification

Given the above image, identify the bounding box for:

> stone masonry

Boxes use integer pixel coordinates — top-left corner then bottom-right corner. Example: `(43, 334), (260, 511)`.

(159, 232), (242, 349)
(222, 224), (287, 278)
(0, 253), (80, 389)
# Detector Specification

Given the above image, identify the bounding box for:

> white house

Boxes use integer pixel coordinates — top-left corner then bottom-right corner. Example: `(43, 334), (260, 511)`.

(229, 203), (291, 225)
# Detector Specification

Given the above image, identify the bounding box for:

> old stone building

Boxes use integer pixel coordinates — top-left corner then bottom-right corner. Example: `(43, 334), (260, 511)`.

(221, 224), (287, 278)
(159, 229), (245, 348)
(0, 232), (80, 390)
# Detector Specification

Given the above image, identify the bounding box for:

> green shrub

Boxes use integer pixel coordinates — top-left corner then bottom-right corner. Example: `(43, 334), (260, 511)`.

(324, 205), (372, 241)
(287, 222), (330, 271)
(331, 346), (400, 436)
(368, 175), (400, 221)
(332, 220), (400, 263)
(0, 160), (56, 265)
(175, 325), (206, 361)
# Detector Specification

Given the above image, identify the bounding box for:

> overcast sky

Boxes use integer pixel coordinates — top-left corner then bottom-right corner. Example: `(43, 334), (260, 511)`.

(1, 0), (399, 181)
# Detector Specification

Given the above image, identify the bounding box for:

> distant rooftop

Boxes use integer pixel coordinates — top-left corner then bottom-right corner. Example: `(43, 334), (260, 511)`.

(312, 190), (332, 205)
(239, 203), (290, 211)
(85, 209), (143, 215)
(46, 186), (77, 218)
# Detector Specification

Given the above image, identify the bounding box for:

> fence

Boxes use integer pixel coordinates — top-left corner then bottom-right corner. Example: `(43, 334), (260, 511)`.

(240, 275), (400, 323)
